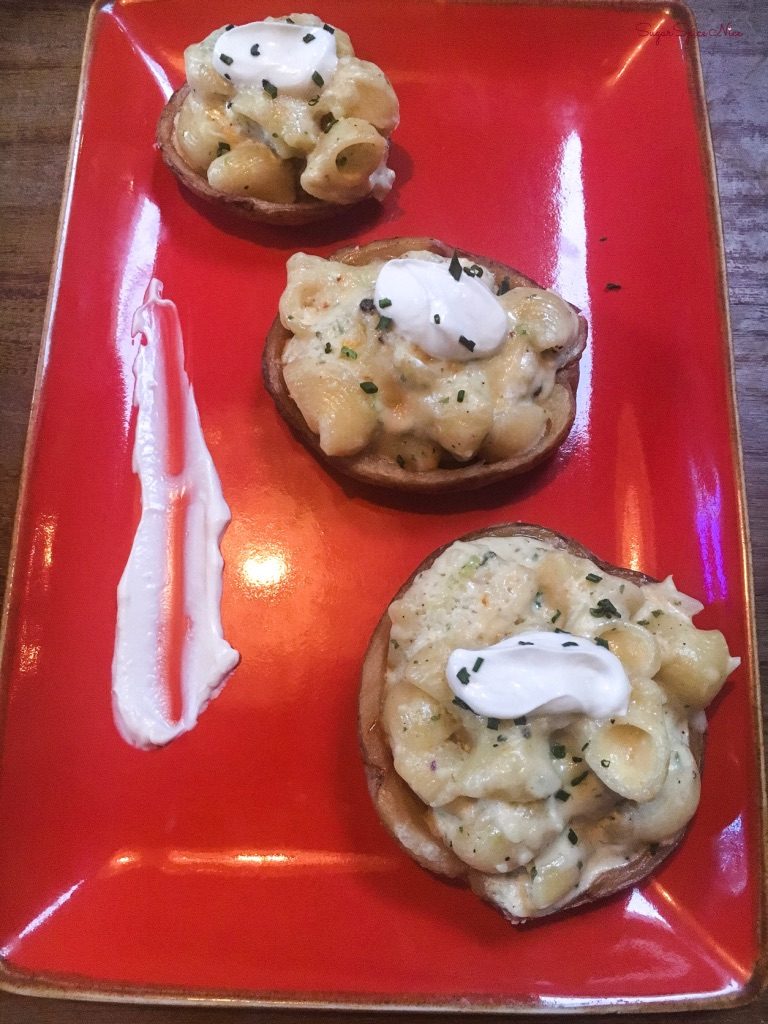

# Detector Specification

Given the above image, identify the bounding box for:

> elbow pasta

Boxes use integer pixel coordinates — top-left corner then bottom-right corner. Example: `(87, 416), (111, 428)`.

(382, 534), (738, 916)
(173, 14), (399, 205)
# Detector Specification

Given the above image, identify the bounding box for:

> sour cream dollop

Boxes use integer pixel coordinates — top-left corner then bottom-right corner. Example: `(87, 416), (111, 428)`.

(446, 631), (631, 720)
(373, 257), (509, 361)
(213, 20), (338, 97)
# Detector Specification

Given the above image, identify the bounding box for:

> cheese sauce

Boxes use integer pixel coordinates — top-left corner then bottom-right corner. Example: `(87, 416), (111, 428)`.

(112, 280), (239, 749)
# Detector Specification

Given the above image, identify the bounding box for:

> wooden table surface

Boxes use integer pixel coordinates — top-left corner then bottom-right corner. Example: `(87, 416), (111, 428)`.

(0, 0), (765, 1021)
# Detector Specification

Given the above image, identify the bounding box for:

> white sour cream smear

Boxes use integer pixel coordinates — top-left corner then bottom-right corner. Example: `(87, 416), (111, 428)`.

(446, 631), (630, 719)
(112, 279), (240, 749)
(213, 20), (338, 96)
(374, 257), (508, 361)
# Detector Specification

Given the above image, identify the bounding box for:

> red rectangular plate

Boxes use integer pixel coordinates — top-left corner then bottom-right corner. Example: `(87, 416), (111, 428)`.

(0, 0), (764, 1012)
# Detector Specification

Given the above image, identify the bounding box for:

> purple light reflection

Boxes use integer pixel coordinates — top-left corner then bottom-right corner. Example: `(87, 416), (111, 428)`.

(690, 463), (727, 602)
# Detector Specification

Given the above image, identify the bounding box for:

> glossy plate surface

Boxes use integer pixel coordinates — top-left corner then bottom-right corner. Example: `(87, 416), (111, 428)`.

(0, 0), (763, 1012)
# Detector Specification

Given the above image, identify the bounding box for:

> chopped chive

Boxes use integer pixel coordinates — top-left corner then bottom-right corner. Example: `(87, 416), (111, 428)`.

(572, 755), (583, 763)
(518, 640), (534, 646)
(312, 70), (324, 87)
(308, 95), (320, 105)
(433, 313), (441, 324)
(513, 716), (527, 726)
(568, 828), (578, 845)
(457, 389), (465, 403)
(250, 43), (260, 56)
(323, 22), (335, 32)
(554, 627), (568, 634)
(215, 141), (231, 157)
(652, 609), (663, 617)
(551, 744), (566, 759)
(601, 759), (611, 768)
(323, 342), (331, 354)
(497, 734), (508, 743)
(396, 454), (406, 468)
(285, 16), (295, 22)
(555, 789), (571, 802)
(590, 598), (621, 619)
(533, 591), (543, 609)
(448, 252), (462, 281)
(262, 79), (277, 98)
(219, 52), (233, 65)
(377, 315), (393, 331)
(340, 345), (358, 359)
(551, 610), (561, 624)
(452, 696), (470, 711)
(359, 298), (375, 313)
(586, 573), (602, 583)
(487, 717), (500, 731)
(581, 741), (590, 751)
(594, 636), (610, 649)
(605, 282), (622, 291)
(571, 771), (589, 787)
(458, 335), (475, 352)
(497, 276), (511, 295)
(225, 24), (234, 30)
(302, 32), (315, 42)
(463, 263), (483, 278)
(456, 667), (471, 686)
(320, 112), (337, 133)
(378, 297), (392, 308)
(359, 381), (378, 394)
(472, 657), (484, 672)
(562, 641), (578, 648)
(637, 619), (650, 626)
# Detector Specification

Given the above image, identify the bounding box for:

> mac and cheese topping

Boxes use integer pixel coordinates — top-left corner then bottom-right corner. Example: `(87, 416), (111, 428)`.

(176, 14), (399, 205)
(279, 250), (580, 468)
(384, 535), (738, 914)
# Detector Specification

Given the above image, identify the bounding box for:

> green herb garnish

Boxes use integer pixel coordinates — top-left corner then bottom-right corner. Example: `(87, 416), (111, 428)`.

(594, 636), (610, 649)
(551, 744), (566, 759)
(590, 598), (621, 619)
(472, 657), (484, 673)
(448, 253), (462, 281)
(555, 789), (571, 802)
(250, 43), (260, 55)
(600, 759), (611, 768)
(586, 573), (602, 583)
(262, 79), (277, 98)
(378, 297), (392, 308)
(456, 667), (471, 685)
(320, 112), (337, 133)
(433, 313), (441, 324)
(323, 342), (332, 354)
(302, 32), (315, 42)
(463, 263), (483, 278)
(377, 315), (393, 331)
(452, 696), (470, 711)
(497, 276), (511, 295)
(312, 70), (324, 87)
(551, 610), (561, 624)
(568, 828), (578, 845)
(487, 717), (500, 731)
(458, 335), (475, 352)
(562, 641), (578, 647)
(359, 381), (378, 394)
(457, 390), (465, 403)
(340, 346), (358, 359)
(571, 771), (589, 787)
(219, 53), (233, 65)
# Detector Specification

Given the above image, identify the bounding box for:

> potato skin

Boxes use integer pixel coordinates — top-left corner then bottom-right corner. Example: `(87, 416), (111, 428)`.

(263, 239), (588, 492)
(157, 85), (351, 226)
(358, 523), (704, 923)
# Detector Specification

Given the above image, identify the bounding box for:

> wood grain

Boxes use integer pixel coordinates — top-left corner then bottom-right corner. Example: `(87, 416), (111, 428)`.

(0, 1), (765, 1021)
